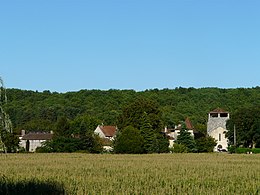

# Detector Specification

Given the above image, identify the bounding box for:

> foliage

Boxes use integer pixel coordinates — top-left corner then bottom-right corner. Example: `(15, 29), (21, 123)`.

(113, 126), (144, 154)
(117, 98), (169, 153)
(55, 116), (71, 137)
(118, 97), (162, 131)
(226, 107), (260, 148)
(0, 77), (18, 152)
(170, 143), (187, 153)
(176, 129), (197, 152)
(70, 115), (101, 136)
(149, 133), (169, 153)
(0, 132), (20, 153)
(227, 147), (260, 154)
(195, 136), (217, 153)
(4, 87), (260, 136)
(140, 112), (156, 153)
(38, 133), (103, 153)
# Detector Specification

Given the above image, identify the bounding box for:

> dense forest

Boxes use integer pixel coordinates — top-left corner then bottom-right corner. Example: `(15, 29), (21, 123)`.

(4, 87), (260, 135)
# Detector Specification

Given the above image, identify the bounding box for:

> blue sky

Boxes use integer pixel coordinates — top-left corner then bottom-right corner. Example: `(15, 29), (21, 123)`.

(1, 0), (259, 92)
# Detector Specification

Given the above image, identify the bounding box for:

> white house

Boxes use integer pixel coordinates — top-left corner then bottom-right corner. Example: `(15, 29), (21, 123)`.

(94, 125), (117, 152)
(19, 130), (53, 152)
(94, 125), (117, 140)
(207, 108), (229, 152)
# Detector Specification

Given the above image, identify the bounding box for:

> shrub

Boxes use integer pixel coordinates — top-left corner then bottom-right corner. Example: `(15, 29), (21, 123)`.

(171, 143), (187, 153)
(113, 126), (144, 154)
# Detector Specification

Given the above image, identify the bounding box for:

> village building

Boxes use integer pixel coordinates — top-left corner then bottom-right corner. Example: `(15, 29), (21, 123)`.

(164, 118), (195, 147)
(94, 125), (117, 151)
(19, 130), (53, 152)
(94, 125), (117, 140)
(207, 108), (229, 152)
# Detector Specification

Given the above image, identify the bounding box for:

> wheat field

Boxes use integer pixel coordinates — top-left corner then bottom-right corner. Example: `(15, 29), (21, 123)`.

(0, 153), (259, 194)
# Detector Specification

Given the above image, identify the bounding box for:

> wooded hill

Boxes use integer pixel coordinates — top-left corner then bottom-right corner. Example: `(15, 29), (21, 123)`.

(4, 87), (260, 134)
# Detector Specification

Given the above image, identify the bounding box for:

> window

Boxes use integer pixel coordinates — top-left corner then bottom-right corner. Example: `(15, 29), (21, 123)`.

(210, 113), (218, 118)
(220, 113), (228, 117)
(219, 133), (221, 141)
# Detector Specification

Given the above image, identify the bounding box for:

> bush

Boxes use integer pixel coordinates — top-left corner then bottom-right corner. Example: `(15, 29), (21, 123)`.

(171, 143), (187, 153)
(252, 148), (260, 154)
(235, 148), (251, 154)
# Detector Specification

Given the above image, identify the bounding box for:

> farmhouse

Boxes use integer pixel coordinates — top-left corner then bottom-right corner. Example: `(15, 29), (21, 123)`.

(94, 125), (117, 151)
(19, 130), (53, 152)
(207, 108), (229, 152)
(94, 125), (117, 140)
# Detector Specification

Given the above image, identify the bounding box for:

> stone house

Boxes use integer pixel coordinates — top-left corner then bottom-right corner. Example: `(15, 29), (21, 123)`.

(19, 130), (53, 152)
(207, 108), (229, 152)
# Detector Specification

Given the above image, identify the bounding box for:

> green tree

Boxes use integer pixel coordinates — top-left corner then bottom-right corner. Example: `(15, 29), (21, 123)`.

(171, 143), (187, 153)
(195, 136), (217, 152)
(140, 112), (155, 153)
(0, 77), (18, 152)
(118, 98), (162, 131)
(114, 126), (144, 154)
(37, 133), (102, 153)
(150, 133), (169, 153)
(70, 115), (101, 136)
(55, 116), (71, 137)
(226, 107), (260, 148)
(176, 129), (197, 152)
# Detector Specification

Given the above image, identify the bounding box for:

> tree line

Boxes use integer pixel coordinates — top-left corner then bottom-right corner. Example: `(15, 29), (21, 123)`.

(2, 87), (260, 152)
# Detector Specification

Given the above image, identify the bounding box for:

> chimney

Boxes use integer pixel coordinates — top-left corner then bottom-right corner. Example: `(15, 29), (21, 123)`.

(164, 126), (167, 133)
(21, 130), (25, 136)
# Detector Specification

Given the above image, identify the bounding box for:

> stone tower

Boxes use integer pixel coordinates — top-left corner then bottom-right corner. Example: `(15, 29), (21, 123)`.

(207, 108), (229, 151)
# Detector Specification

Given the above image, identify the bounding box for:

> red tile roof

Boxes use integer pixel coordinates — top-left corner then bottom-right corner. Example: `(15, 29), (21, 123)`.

(22, 132), (53, 140)
(100, 126), (117, 137)
(210, 108), (228, 113)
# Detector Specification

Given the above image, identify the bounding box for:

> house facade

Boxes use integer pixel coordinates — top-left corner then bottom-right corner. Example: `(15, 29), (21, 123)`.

(19, 130), (53, 152)
(94, 125), (117, 140)
(207, 108), (229, 152)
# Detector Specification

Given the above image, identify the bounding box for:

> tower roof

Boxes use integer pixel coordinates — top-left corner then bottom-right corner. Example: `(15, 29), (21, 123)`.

(209, 108), (228, 114)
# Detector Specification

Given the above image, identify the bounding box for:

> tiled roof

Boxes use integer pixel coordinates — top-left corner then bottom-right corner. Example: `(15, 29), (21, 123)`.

(100, 126), (117, 137)
(210, 108), (228, 113)
(22, 132), (53, 140)
(185, 118), (194, 130)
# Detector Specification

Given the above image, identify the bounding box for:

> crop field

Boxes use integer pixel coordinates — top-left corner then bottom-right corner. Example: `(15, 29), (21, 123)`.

(0, 153), (260, 194)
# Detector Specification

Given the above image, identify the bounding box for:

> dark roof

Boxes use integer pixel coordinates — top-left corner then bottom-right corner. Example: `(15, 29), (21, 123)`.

(22, 132), (53, 140)
(100, 126), (117, 137)
(210, 108), (228, 113)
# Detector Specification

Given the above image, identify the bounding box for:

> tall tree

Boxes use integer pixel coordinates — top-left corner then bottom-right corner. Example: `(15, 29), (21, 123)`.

(0, 77), (19, 152)
(226, 107), (260, 148)
(55, 116), (71, 137)
(118, 97), (162, 131)
(113, 126), (144, 154)
(176, 129), (197, 152)
(140, 112), (155, 153)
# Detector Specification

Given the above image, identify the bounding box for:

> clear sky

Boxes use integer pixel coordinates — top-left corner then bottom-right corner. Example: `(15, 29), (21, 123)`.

(1, 0), (260, 92)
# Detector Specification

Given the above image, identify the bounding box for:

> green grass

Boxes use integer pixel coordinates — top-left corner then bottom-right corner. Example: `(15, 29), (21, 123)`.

(0, 153), (260, 194)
